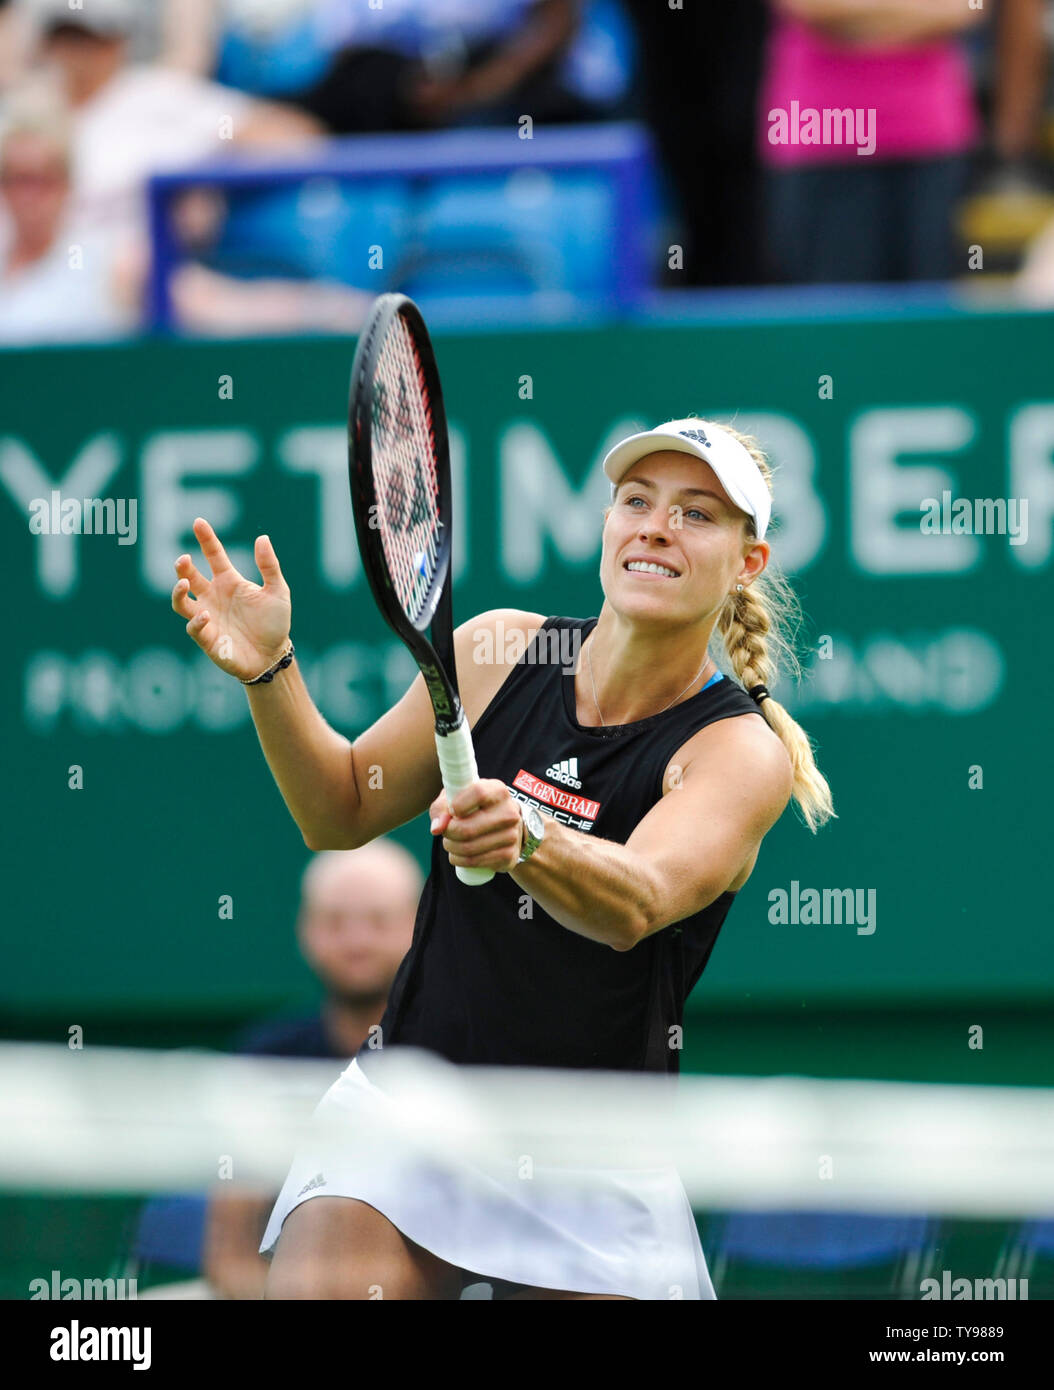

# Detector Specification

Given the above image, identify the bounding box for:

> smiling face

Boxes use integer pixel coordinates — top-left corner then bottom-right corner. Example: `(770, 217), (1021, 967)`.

(599, 450), (768, 629)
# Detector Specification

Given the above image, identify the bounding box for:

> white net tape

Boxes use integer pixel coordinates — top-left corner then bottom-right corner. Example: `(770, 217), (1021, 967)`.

(2, 1044), (1052, 1216)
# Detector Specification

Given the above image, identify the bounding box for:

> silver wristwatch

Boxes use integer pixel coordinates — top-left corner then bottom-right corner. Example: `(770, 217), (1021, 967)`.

(516, 803), (545, 864)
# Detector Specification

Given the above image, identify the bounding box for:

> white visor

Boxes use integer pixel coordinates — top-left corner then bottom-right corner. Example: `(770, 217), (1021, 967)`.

(601, 419), (771, 540)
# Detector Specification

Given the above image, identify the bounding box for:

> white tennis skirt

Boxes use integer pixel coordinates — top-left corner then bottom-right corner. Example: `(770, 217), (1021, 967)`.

(259, 1055), (716, 1301)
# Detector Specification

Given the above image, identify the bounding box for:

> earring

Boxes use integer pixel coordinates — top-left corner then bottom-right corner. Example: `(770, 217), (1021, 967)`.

(735, 584), (744, 592)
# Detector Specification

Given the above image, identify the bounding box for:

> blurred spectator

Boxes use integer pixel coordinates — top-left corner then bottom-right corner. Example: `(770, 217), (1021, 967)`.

(159, 0), (617, 134)
(759, 0), (1045, 284)
(0, 0), (33, 92)
(0, 91), (136, 342)
(624, 0), (769, 287)
(27, 0), (323, 255)
(202, 839), (422, 1300)
(165, 185), (373, 335)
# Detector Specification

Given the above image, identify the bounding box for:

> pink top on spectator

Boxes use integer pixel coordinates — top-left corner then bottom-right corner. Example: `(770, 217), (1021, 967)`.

(759, 15), (980, 166)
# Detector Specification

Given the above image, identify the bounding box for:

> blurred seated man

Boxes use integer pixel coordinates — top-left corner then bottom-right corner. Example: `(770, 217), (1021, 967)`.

(203, 838), (422, 1301)
(0, 94), (137, 341)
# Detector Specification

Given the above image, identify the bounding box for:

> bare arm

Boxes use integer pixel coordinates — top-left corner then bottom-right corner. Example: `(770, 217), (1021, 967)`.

(241, 659), (368, 850)
(992, 0), (1047, 160)
(172, 518), (366, 849)
(775, 0), (988, 45)
(432, 717), (794, 950)
(0, 3), (32, 91)
(283, 608), (544, 850)
(470, 0), (578, 97)
(160, 0), (217, 75)
(169, 263), (372, 334)
(410, 0), (578, 121)
(171, 525), (543, 849)
(299, 608), (544, 849)
(234, 100), (326, 145)
(202, 1192), (272, 1300)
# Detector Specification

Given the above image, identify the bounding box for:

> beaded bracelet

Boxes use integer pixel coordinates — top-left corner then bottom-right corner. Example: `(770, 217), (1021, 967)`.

(240, 641), (295, 686)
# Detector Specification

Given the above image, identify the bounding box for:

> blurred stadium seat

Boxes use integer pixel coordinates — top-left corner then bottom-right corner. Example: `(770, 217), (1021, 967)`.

(996, 1218), (1054, 1297)
(147, 123), (655, 326)
(396, 171), (616, 304)
(704, 1210), (938, 1300)
(132, 1194), (207, 1284)
(211, 178), (414, 282)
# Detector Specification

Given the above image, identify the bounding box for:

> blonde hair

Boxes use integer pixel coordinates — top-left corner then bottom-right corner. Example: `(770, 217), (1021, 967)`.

(707, 423), (835, 834)
(0, 77), (73, 171)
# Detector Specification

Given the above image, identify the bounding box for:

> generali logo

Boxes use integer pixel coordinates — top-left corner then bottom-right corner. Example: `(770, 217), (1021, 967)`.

(513, 769), (600, 820)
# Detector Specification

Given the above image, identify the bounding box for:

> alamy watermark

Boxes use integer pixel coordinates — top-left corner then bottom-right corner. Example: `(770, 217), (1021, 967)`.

(50, 1321), (151, 1370)
(472, 620), (581, 672)
(768, 881), (876, 935)
(28, 491), (137, 545)
(30, 1269), (137, 1300)
(767, 103), (876, 157)
(920, 492), (1028, 545)
(920, 1272), (1028, 1300)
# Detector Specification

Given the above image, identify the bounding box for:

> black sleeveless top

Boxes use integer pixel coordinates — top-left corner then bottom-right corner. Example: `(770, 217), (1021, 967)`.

(362, 616), (762, 1074)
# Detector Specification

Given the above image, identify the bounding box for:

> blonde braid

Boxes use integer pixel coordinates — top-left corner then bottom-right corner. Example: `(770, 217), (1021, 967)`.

(711, 425), (836, 834)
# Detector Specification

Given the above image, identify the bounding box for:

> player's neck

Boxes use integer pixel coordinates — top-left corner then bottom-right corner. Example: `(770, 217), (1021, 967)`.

(576, 611), (715, 727)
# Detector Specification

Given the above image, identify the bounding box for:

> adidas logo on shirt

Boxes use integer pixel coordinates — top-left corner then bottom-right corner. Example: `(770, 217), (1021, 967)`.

(545, 757), (582, 789)
(297, 1173), (327, 1198)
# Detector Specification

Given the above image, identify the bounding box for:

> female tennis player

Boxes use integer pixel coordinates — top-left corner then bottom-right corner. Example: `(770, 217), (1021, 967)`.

(171, 417), (834, 1300)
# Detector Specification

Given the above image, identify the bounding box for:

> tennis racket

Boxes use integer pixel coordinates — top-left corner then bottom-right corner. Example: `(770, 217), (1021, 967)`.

(348, 293), (493, 887)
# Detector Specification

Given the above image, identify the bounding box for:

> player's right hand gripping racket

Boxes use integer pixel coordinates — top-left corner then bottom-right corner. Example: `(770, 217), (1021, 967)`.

(348, 293), (493, 886)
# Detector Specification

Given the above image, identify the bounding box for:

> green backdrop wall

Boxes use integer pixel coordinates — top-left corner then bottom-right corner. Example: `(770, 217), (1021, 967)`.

(4, 307), (1052, 1023)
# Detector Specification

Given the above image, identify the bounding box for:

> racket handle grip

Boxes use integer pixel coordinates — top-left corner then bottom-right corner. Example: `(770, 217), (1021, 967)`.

(435, 723), (494, 887)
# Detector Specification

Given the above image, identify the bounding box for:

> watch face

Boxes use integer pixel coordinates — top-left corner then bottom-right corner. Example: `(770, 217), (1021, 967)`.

(525, 807), (545, 841)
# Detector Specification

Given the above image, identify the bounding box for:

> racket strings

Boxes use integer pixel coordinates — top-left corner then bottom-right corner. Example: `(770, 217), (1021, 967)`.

(372, 315), (442, 622)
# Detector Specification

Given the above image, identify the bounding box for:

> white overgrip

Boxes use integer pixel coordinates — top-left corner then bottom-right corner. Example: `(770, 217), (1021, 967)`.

(435, 721), (494, 886)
